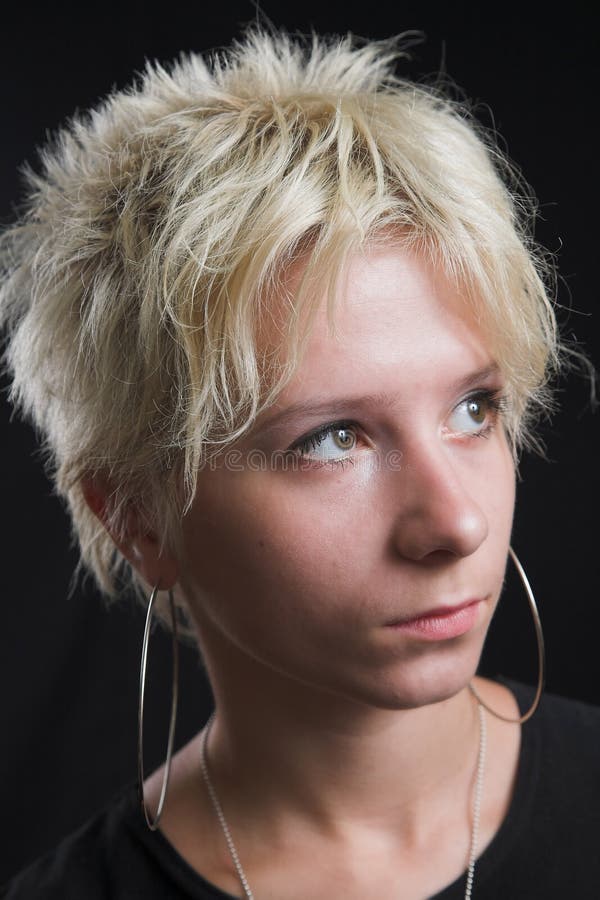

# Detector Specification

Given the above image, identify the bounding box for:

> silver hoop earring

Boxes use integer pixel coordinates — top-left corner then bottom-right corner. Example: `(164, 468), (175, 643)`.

(469, 545), (545, 724)
(137, 585), (180, 830)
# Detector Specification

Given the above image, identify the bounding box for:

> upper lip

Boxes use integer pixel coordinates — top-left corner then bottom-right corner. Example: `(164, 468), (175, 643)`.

(386, 598), (483, 626)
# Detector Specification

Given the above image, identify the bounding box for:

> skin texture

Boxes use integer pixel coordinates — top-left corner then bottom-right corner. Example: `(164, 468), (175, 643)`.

(87, 244), (522, 898)
(180, 244), (516, 712)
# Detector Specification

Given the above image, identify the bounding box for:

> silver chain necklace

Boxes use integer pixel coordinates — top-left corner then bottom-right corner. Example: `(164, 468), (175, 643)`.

(200, 699), (487, 900)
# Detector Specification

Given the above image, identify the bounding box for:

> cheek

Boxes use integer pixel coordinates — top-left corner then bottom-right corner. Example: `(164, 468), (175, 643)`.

(180, 440), (516, 647)
(180, 473), (371, 628)
(478, 443), (516, 598)
(487, 443), (516, 535)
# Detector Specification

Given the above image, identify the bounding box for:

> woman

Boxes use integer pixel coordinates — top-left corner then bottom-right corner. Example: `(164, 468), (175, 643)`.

(1, 28), (598, 900)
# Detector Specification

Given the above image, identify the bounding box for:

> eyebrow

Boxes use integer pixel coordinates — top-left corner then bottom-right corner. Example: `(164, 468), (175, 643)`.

(255, 363), (502, 434)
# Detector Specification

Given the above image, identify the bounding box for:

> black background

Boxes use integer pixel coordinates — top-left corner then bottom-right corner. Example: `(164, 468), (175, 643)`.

(1, 0), (598, 884)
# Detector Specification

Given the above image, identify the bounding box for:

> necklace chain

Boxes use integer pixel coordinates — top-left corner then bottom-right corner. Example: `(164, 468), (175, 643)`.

(465, 700), (486, 900)
(200, 722), (255, 899)
(200, 696), (487, 900)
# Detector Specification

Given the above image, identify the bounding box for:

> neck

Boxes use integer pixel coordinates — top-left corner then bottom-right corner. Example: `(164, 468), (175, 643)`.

(200, 633), (480, 845)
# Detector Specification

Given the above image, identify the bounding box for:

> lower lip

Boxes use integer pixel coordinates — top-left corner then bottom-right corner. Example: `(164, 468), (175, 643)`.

(386, 601), (482, 641)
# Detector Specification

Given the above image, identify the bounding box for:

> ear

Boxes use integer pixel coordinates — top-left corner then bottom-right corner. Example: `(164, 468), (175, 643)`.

(80, 476), (179, 591)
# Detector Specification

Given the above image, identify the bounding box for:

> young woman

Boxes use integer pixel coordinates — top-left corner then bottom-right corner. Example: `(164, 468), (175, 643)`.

(1, 29), (598, 900)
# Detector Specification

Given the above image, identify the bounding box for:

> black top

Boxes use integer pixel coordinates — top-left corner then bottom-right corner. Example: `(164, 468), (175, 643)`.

(3, 679), (600, 899)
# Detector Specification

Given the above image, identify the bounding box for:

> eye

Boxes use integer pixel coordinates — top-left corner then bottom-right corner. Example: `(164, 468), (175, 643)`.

(446, 390), (506, 437)
(288, 420), (360, 464)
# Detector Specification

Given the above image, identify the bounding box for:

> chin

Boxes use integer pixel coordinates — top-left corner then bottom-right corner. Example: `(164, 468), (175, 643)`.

(328, 643), (483, 712)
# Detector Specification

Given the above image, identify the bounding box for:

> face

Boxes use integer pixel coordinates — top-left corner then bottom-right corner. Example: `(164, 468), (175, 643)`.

(178, 245), (516, 710)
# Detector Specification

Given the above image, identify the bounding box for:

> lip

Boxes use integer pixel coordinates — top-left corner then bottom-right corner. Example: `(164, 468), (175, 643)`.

(385, 598), (484, 641)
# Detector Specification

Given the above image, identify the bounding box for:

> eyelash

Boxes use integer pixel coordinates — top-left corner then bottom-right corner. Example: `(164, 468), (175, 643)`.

(288, 389), (508, 470)
(447, 390), (508, 441)
(290, 420), (360, 471)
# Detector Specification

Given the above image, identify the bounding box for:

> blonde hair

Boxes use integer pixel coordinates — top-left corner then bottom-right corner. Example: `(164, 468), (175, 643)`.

(0, 29), (561, 605)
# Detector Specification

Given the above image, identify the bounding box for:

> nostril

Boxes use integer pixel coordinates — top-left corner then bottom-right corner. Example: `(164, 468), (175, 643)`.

(421, 548), (460, 566)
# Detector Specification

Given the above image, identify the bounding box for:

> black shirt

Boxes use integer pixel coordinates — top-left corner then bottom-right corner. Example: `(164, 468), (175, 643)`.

(3, 679), (600, 899)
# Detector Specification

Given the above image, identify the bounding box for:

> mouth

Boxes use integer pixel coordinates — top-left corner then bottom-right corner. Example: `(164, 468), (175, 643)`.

(384, 598), (486, 641)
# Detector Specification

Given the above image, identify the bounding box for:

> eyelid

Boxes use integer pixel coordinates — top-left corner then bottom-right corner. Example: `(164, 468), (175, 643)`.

(458, 386), (507, 410)
(287, 385), (508, 455)
(287, 419), (361, 453)
(445, 387), (508, 436)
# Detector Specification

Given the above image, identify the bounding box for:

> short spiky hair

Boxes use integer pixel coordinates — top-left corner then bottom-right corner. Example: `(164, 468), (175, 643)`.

(0, 28), (560, 603)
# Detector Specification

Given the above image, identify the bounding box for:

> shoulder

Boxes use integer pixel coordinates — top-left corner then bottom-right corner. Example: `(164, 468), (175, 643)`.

(1, 781), (229, 900)
(1, 784), (169, 900)
(506, 677), (600, 742)
(1, 785), (135, 899)
(503, 678), (600, 817)
(466, 679), (600, 897)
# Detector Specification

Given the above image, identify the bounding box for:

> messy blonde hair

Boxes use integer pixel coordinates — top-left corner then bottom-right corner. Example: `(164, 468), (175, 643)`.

(0, 29), (560, 604)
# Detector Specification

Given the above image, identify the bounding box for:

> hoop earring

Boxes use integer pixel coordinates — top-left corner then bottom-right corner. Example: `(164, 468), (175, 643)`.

(469, 546), (545, 724)
(137, 585), (180, 831)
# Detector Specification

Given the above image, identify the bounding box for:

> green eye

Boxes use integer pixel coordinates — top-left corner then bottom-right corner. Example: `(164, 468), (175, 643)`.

(332, 428), (356, 450)
(447, 390), (506, 436)
(291, 421), (359, 461)
(467, 399), (487, 425)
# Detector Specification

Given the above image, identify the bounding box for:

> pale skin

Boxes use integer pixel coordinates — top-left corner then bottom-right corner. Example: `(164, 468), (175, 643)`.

(84, 244), (522, 899)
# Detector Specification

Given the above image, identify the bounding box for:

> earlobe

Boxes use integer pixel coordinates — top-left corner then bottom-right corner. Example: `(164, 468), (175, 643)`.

(80, 476), (179, 591)
(126, 528), (180, 592)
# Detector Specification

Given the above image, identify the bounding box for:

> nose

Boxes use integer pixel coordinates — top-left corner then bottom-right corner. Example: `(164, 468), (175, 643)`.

(390, 443), (489, 562)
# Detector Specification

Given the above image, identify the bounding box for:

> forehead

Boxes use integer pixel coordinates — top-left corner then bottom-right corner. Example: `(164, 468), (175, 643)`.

(261, 244), (494, 405)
